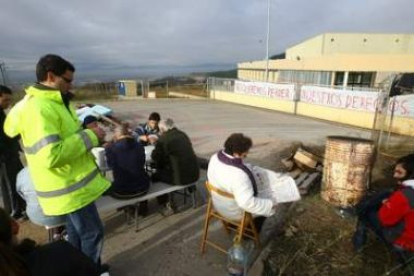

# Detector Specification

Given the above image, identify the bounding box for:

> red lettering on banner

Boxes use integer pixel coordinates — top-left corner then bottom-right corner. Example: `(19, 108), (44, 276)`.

(400, 100), (410, 115)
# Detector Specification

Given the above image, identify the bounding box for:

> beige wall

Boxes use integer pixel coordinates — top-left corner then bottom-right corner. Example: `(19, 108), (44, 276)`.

(287, 33), (414, 59)
(286, 34), (325, 59)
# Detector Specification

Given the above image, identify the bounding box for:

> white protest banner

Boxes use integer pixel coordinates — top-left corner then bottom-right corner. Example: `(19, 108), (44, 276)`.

(300, 85), (378, 112)
(300, 85), (414, 117)
(234, 81), (295, 101)
(392, 94), (414, 117)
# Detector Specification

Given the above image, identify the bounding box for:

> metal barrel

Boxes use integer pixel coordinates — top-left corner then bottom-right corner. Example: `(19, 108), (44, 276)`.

(321, 136), (375, 207)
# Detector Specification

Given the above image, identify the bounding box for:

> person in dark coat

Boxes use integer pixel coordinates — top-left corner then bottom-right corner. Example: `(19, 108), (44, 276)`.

(105, 124), (150, 199)
(151, 118), (199, 208)
(0, 207), (99, 276)
(0, 85), (25, 219)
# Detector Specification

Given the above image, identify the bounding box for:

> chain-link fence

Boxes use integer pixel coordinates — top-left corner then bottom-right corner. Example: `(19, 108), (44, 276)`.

(72, 82), (118, 100)
(148, 79), (208, 98)
(207, 77), (236, 93)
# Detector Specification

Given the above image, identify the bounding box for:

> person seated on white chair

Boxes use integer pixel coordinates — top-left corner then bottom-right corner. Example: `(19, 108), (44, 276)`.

(207, 133), (277, 232)
(16, 167), (66, 240)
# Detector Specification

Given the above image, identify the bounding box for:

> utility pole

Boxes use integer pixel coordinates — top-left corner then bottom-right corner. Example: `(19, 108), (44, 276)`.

(265, 0), (271, 83)
(0, 61), (7, 86)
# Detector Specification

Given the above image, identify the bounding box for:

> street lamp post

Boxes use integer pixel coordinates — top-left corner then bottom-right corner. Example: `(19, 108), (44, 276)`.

(265, 0), (271, 83)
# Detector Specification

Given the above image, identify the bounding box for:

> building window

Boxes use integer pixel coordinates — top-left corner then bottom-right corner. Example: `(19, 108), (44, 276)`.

(278, 70), (332, 85)
(334, 72), (345, 85)
(347, 72), (374, 88)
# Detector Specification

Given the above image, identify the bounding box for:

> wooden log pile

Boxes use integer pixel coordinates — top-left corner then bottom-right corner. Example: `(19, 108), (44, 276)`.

(282, 147), (323, 195)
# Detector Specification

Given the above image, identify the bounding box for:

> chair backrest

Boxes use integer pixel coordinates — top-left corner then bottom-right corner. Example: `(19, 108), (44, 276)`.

(205, 181), (234, 199)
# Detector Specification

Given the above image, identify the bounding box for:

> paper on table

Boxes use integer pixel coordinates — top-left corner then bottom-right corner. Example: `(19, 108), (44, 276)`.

(247, 165), (301, 204)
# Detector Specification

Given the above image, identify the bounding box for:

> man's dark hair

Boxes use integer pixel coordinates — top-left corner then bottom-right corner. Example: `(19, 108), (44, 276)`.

(36, 54), (75, 82)
(82, 115), (98, 129)
(396, 153), (414, 180)
(0, 85), (12, 97)
(148, 112), (161, 122)
(224, 133), (253, 155)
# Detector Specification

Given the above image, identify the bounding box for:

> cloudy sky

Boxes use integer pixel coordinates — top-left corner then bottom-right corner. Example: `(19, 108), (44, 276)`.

(1, 0), (413, 81)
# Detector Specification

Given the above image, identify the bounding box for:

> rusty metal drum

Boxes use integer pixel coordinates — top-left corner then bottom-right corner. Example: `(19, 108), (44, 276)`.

(321, 136), (375, 207)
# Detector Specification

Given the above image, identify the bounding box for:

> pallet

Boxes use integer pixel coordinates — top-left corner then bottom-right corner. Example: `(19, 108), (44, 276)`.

(292, 171), (321, 195)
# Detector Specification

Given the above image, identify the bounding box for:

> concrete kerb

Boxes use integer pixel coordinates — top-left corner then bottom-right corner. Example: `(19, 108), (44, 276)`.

(168, 91), (207, 99)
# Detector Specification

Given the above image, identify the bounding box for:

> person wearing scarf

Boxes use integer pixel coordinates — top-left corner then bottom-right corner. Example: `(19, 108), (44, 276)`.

(207, 133), (276, 232)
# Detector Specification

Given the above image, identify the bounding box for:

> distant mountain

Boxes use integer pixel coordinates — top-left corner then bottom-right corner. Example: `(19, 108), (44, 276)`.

(190, 69), (237, 79)
(6, 63), (236, 86)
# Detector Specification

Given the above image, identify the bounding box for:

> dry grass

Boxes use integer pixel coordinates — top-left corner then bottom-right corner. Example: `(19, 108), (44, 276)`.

(263, 195), (400, 276)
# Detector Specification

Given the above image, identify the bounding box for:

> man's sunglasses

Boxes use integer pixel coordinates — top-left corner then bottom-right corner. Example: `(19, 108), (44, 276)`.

(60, 76), (73, 84)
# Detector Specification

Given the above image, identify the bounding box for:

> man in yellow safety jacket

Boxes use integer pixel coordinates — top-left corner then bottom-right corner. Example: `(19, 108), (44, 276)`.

(4, 54), (111, 273)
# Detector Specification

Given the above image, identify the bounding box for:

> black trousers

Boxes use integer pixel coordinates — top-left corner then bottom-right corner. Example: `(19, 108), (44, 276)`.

(353, 190), (392, 245)
(253, 216), (266, 233)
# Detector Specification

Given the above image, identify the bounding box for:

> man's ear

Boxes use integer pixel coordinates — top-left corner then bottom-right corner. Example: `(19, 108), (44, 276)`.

(11, 219), (19, 236)
(46, 71), (57, 83)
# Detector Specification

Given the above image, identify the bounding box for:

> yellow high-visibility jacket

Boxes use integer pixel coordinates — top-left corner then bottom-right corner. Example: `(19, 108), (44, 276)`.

(4, 84), (110, 216)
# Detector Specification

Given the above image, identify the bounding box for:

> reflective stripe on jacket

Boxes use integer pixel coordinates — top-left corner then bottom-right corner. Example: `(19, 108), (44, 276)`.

(4, 84), (110, 216)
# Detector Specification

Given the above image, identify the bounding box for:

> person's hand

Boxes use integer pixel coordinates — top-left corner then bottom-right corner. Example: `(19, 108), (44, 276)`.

(148, 135), (158, 144)
(140, 135), (149, 142)
(90, 127), (106, 142)
(382, 199), (389, 204)
(102, 142), (112, 148)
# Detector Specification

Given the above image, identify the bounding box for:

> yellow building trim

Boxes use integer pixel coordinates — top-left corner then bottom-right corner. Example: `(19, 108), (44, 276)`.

(296, 102), (375, 129)
(286, 33), (414, 58)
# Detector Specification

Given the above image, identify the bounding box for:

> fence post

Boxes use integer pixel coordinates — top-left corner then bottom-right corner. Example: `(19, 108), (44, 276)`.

(293, 83), (301, 115)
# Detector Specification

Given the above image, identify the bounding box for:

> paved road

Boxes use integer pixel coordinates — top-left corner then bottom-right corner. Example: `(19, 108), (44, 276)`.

(104, 99), (370, 157)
